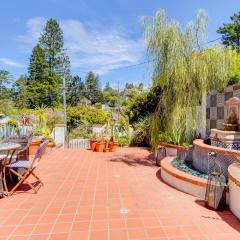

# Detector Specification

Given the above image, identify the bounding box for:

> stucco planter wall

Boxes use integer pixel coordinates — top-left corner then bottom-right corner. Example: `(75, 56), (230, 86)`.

(158, 142), (193, 160)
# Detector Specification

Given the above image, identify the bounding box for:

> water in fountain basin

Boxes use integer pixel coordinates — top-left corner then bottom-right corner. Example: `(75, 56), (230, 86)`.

(171, 158), (208, 180)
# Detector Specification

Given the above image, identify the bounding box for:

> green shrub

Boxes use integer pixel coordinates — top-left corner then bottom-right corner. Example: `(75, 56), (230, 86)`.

(94, 102), (102, 109)
(118, 136), (130, 147)
(69, 124), (93, 139)
(67, 106), (108, 128)
(0, 99), (15, 115)
(33, 106), (59, 139)
(130, 117), (151, 147)
(34, 126), (51, 139)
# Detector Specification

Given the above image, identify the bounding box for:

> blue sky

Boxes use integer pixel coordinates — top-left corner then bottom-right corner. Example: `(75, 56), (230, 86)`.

(0, 0), (240, 89)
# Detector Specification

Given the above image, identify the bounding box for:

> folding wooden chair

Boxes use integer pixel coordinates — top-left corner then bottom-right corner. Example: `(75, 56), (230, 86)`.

(3, 140), (49, 196)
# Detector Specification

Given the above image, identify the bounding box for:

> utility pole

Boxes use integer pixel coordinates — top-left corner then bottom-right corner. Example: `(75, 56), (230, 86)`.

(60, 53), (68, 148)
(63, 71), (67, 147)
(117, 80), (120, 122)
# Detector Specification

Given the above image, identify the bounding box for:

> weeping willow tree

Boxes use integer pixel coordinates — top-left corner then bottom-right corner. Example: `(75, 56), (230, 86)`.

(142, 9), (231, 149)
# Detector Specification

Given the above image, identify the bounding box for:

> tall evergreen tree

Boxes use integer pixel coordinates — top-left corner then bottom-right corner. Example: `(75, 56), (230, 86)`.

(28, 44), (49, 108)
(13, 75), (30, 109)
(0, 70), (13, 100)
(102, 82), (118, 107)
(85, 72), (102, 104)
(67, 75), (85, 106)
(217, 12), (240, 52)
(39, 18), (64, 76)
(39, 18), (68, 107)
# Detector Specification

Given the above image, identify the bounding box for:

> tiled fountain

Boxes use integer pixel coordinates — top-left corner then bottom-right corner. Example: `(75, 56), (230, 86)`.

(160, 94), (240, 218)
(211, 97), (240, 150)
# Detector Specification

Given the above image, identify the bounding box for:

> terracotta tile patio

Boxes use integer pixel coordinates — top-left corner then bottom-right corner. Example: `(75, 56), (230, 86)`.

(0, 147), (239, 240)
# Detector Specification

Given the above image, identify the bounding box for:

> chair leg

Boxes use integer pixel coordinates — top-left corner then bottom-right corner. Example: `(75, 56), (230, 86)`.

(8, 169), (28, 196)
(8, 169), (39, 195)
(9, 177), (25, 196)
(9, 170), (15, 184)
(24, 180), (37, 194)
(31, 172), (44, 186)
(2, 167), (9, 197)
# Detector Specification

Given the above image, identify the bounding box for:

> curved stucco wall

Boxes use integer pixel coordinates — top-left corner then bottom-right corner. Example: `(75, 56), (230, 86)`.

(161, 156), (207, 199)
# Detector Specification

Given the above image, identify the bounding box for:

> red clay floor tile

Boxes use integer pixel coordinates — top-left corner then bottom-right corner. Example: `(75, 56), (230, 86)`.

(0, 148), (239, 240)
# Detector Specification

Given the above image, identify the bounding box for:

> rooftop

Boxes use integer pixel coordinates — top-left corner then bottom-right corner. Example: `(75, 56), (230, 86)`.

(0, 147), (239, 240)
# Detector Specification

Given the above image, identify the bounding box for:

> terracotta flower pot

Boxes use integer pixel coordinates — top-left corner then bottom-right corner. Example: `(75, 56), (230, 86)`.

(90, 139), (97, 151)
(46, 142), (55, 153)
(29, 139), (42, 155)
(109, 141), (118, 152)
(104, 148), (110, 152)
(95, 142), (105, 152)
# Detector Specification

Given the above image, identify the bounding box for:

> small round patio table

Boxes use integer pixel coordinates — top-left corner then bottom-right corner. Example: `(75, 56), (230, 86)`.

(0, 142), (21, 152)
(0, 142), (21, 162)
(0, 143), (21, 197)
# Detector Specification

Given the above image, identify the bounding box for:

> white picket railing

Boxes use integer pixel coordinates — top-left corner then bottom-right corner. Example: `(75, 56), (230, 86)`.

(68, 139), (90, 149)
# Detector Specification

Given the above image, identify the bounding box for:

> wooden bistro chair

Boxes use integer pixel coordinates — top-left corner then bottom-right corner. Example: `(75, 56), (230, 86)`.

(3, 140), (49, 196)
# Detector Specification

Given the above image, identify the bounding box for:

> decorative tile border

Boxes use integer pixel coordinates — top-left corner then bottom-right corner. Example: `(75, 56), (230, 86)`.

(193, 139), (239, 156)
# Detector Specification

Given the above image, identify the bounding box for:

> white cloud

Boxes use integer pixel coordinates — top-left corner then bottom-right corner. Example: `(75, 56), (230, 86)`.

(17, 17), (47, 51)
(0, 58), (22, 67)
(17, 17), (144, 75)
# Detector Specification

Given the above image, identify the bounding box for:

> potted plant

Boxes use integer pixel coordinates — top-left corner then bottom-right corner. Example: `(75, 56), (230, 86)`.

(108, 117), (118, 152)
(29, 136), (43, 155)
(90, 133), (97, 151)
(32, 126), (52, 154)
(31, 107), (57, 155)
(104, 138), (110, 152)
(95, 137), (105, 152)
(46, 138), (56, 152)
(109, 136), (118, 152)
